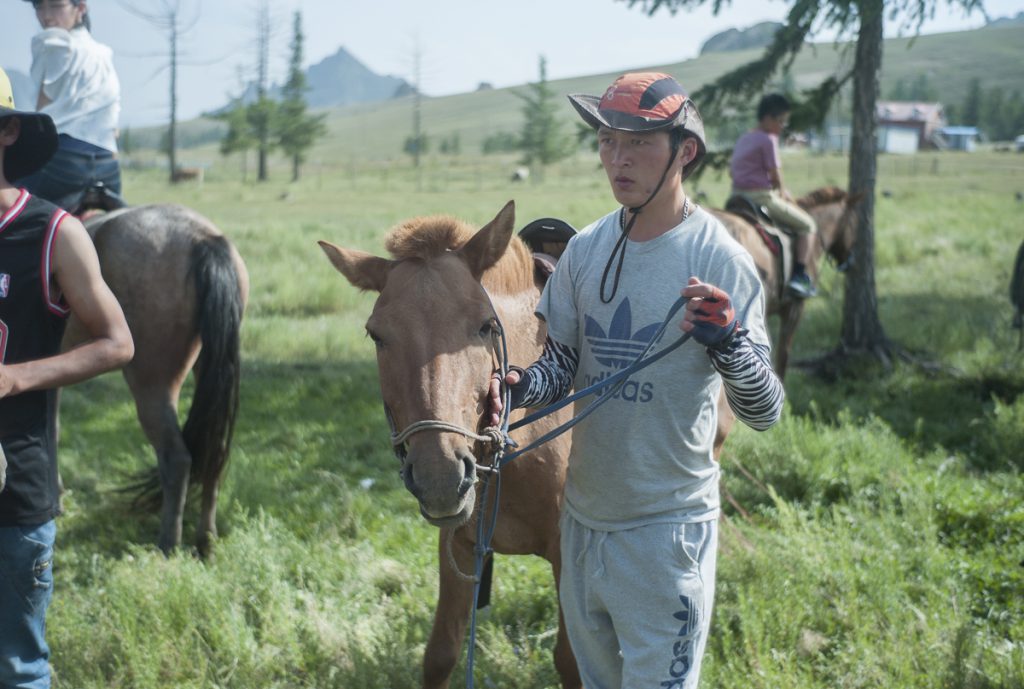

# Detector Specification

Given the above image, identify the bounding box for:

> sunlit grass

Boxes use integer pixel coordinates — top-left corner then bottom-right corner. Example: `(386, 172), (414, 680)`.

(46, 152), (1024, 688)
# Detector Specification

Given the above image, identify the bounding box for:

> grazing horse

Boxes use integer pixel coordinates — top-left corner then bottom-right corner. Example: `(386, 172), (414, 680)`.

(711, 186), (861, 379)
(66, 205), (249, 557)
(320, 202), (580, 689)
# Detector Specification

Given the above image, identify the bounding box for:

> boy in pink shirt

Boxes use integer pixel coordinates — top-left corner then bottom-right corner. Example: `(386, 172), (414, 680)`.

(730, 94), (818, 298)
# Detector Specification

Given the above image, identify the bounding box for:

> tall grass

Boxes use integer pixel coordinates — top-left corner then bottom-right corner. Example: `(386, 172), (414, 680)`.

(47, 150), (1023, 688)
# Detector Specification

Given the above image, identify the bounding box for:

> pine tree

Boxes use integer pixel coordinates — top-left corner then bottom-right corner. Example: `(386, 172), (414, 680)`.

(515, 56), (574, 180)
(962, 77), (982, 126)
(217, 97), (256, 181)
(276, 11), (327, 182)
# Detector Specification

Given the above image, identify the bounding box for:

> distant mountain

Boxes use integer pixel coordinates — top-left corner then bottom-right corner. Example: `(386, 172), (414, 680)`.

(700, 21), (783, 54)
(208, 46), (411, 116)
(305, 47), (411, 108)
(985, 11), (1024, 28)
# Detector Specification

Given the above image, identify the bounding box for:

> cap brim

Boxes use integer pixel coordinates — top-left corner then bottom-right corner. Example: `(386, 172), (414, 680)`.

(518, 217), (578, 245)
(568, 93), (680, 133)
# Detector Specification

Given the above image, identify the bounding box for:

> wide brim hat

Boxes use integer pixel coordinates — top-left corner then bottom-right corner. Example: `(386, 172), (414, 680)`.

(0, 68), (58, 182)
(568, 72), (706, 163)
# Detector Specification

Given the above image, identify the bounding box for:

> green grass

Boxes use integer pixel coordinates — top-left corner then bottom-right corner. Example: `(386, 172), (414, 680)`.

(44, 149), (1024, 688)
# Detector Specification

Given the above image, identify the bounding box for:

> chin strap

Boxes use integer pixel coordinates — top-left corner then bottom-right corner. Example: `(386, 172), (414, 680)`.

(599, 135), (682, 303)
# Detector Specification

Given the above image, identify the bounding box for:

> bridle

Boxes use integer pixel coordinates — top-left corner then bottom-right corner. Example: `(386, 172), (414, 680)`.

(382, 304), (513, 480)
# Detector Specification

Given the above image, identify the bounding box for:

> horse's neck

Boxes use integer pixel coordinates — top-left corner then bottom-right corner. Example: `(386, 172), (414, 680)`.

(489, 287), (546, 364)
(807, 202), (843, 260)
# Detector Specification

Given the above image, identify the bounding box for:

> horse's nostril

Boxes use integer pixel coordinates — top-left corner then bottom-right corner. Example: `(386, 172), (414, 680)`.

(401, 466), (421, 500)
(458, 454), (477, 495)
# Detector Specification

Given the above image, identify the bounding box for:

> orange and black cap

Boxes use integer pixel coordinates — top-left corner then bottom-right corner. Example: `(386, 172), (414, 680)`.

(568, 72), (706, 167)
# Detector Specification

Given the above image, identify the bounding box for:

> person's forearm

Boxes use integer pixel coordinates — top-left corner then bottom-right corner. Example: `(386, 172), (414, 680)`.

(3, 337), (133, 397)
(707, 335), (784, 430)
(511, 337), (578, 409)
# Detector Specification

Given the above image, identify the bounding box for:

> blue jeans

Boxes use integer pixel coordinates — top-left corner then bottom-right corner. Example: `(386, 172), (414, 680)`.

(0, 521), (56, 689)
(17, 135), (121, 213)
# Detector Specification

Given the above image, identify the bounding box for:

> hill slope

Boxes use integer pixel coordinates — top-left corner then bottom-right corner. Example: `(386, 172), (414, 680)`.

(156, 23), (1024, 164)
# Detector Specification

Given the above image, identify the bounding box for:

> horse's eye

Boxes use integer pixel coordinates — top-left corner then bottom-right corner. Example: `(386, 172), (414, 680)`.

(479, 319), (496, 338)
(366, 329), (384, 347)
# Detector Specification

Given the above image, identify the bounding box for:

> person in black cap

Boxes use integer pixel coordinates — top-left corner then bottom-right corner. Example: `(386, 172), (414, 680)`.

(490, 72), (784, 688)
(0, 66), (133, 689)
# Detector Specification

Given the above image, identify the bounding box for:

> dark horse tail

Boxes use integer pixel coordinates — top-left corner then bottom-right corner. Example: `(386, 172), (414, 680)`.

(181, 235), (244, 494)
(1011, 238), (1024, 349)
(125, 233), (244, 511)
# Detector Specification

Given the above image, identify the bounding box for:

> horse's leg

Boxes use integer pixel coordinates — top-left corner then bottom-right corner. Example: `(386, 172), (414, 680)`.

(424, 529), (475, 689)
(197, 474), (220, 559)
(776, 302), (805, 381)
(124, 364), (193, 552)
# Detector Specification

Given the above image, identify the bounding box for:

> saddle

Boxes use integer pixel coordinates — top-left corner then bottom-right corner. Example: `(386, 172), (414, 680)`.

(724, 194), (795, 301)
(69, 182), (127, 218)
(518, 217), (578, 282)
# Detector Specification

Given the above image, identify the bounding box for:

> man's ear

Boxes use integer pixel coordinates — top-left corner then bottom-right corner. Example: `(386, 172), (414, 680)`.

(677, 137), (698, 170)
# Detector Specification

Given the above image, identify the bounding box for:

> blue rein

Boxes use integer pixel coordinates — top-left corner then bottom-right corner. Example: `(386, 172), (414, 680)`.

(498, 294), (691, 465)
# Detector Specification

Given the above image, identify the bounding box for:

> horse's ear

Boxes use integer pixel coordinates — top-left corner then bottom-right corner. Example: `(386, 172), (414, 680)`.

(459, 201), (515, 279)
(318, 240), (393, 293)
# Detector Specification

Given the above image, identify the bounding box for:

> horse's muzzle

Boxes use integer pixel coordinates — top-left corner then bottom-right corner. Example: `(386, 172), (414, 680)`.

(402, 451), (478, 527)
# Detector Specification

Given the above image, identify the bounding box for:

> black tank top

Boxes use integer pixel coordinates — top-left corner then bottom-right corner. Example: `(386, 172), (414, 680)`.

(0, 190), (70, 526)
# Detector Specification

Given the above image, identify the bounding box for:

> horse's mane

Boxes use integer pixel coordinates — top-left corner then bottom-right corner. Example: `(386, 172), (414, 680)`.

(797, 186), (848, 209)
(384, 214), (535, 295)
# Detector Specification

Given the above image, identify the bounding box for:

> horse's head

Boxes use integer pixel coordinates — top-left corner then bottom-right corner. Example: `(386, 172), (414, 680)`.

(319, 202), (518, 527)
(800, 187), (864, 273)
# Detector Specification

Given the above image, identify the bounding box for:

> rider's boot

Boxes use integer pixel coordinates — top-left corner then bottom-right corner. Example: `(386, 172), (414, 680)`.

(787, 267), (817, 299)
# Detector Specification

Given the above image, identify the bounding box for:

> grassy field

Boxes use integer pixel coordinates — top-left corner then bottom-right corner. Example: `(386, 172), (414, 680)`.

(47, 149), (1024, 688)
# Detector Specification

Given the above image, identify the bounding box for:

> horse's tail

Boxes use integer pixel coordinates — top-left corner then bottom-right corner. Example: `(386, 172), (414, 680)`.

(1011, 239), (1024, 348)
(181, 235), (245, 493)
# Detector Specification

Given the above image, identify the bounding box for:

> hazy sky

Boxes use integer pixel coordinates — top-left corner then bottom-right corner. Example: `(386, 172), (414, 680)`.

(2, 0), (1020, 127)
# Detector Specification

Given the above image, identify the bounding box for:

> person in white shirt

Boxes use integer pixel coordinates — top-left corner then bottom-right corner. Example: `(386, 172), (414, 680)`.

(16, 0), (122, 212)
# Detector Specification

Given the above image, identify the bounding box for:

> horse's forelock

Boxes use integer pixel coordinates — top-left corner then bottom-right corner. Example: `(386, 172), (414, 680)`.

(385, 215), (472, 260)
(382, 214), (535, 294)
(797, 186), (847, 209)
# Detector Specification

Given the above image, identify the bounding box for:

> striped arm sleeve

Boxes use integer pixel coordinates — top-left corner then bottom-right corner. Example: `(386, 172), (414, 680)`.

(707, 334), (785, 431)
(510, 336), (579, 409)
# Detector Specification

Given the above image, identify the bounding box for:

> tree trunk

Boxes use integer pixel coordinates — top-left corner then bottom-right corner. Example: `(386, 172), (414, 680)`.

(840, 0), (888, 355)
(291, 155), (300, 183)
(258, 143), (268, 182)
(168, 22), (178, 184)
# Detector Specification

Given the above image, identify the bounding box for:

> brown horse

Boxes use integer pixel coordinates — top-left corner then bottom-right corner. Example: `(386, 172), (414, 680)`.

(65, 205), (249, 557)
(319, 202), (738, 688)
(711, 186), (861, 379)
(320, 202), (580, 689)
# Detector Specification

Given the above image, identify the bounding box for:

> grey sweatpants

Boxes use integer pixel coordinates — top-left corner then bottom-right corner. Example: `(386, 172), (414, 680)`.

(559, 511), (718, 689)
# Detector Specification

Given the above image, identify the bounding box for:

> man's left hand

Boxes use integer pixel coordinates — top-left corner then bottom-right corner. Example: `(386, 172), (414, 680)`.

(680, 277), (739, 347)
